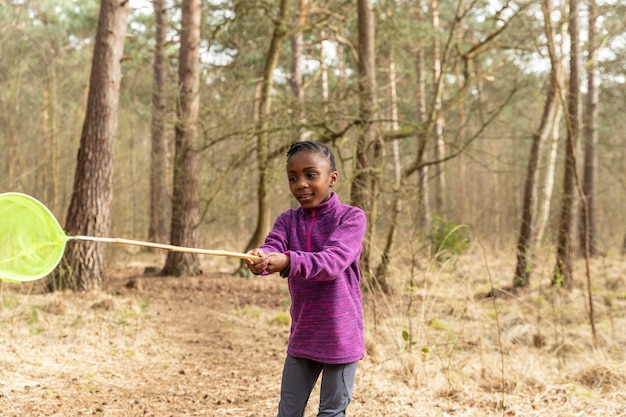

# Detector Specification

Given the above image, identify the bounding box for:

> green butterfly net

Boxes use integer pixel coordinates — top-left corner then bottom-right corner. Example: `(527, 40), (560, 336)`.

(0, 192), (258, 282)
(0, 192), (69, 282)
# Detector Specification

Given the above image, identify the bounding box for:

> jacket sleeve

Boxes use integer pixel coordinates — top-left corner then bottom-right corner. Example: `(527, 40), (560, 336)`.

(288, 208), (366, 281)
(260, 212), (291, 254)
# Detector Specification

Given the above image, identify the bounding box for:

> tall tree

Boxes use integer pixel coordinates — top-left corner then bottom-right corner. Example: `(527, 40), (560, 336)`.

(352, 0), (378, 276)
(513, 0), (563, 288)
(553, 0), (581, 289)
(148, 0), (171, 245)
(7, 79), (22, 191)
(162, 0), (202, 276)
(289, 0), (309, 142)
(148, 0), (172, 243)
(48, 0), (130, 291)
(453, 0), (467, 224)
(533, 0), (568, 250)
(374, 16), (400, 291)
(429, 0), (445, 214)
(415, 0), (431, 231)
(580, 0), (599, 257)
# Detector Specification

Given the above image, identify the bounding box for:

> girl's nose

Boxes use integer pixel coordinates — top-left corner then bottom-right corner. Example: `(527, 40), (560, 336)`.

(296, 178), (308, 188)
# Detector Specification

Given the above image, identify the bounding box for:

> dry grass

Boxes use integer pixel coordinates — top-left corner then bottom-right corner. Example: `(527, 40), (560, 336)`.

(360, 245), (626, 416)
(0, 248), (625, 416)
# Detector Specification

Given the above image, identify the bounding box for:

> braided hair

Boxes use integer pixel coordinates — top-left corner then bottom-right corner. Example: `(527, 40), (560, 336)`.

(286, 141), (336, 171)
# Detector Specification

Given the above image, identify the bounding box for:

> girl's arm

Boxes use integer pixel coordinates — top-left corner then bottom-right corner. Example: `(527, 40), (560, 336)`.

(252, 212), (291, 276)
(288, 208), (366, 281)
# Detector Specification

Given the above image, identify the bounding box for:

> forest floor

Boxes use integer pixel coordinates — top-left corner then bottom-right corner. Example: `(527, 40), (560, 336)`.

(1, 248), (626, 417)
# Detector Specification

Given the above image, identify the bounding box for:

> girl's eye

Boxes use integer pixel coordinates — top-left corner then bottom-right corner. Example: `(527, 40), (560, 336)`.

(307, 173), (318, 179)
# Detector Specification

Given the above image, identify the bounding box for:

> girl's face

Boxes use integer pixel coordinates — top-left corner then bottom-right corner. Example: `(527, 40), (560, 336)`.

(287, 150), (338, 209)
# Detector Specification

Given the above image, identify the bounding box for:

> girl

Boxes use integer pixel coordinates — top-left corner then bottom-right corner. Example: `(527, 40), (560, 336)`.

(247, 141), (366, 417)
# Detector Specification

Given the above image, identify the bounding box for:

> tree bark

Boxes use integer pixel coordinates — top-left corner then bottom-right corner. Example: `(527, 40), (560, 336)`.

(148, 0), (171, 246)
(580, 0), (598, 257)
(533, 7), (567, 249)
(290, 0), (309, 142)
(513, 0), (561, 288)
(374, 49), (400, 292)
(553, 0), (580, 289)
(49, 0), (129, 291)
(7, 77), (22, 191)
(430, 0), (445, 214)
(416, 0), (430, 231)
(454, 9), (467, 225)
(320, 30), (329, 116)
(163, 0), (202, 276)
(41, 60), (60, 214)
(352, 0), (378, 277)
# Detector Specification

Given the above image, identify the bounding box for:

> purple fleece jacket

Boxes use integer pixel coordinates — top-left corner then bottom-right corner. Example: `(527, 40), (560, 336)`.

(261, 192), (366, 364)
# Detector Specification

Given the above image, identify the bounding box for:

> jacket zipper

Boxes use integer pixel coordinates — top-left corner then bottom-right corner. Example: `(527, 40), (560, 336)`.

(307, 208), (316, 251)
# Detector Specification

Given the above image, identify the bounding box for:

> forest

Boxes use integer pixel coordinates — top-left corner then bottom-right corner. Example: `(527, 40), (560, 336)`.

(1, 0), (626, 416)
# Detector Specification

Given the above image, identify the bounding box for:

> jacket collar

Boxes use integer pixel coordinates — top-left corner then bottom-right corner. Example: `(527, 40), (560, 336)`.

(301, 192), (338, 218)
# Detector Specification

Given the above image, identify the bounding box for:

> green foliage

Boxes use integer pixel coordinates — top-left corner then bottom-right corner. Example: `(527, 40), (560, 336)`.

(429, 317), (448, 331)
(427, 216), (471, 262)
(401, 329), (416, 350)
(553, 267), (564, 288)
(271, 312), (290, 326)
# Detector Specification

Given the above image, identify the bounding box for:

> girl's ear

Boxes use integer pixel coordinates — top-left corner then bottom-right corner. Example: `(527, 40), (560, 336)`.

(330, 171), (338, 187)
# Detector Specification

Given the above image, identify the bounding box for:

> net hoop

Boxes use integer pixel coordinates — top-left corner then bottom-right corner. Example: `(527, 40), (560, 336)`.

(0, 192), (69, 282)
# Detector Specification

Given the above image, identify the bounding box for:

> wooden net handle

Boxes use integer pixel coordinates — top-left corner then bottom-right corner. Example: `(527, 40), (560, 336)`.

(71, 236), (259, 260)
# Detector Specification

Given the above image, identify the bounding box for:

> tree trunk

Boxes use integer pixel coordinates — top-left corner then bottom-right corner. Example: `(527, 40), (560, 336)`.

(41, 60), (60, 214)
(580, 0), (598, 257)
(430, 0), (445, 214)
(148, 0), (171, 246)
(163, 0), (202, 277)
(534, 43), (565, 248)
(290, 0), (309, 142)
(513, 0), (561, 288)
(534, 100), (563, 250)
(334, 39), (349, 136)
(320, 30), (329, 116)
(416, 0), (430, 230)
(454, 14), (467, 224)
(48, 0), (129, 291)
(374, 50), (400, 292)
(352, 0), (377, 277)
(553, 0), (580, 289)
(7, 77), (22, 191)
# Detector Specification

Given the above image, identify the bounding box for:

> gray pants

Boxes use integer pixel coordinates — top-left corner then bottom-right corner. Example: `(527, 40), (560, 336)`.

(277, 355), (358, 417)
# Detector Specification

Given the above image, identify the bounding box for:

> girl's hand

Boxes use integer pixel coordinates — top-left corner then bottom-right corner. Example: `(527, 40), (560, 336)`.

(263, 252), (290, 276)
(246, 248), (269, 275)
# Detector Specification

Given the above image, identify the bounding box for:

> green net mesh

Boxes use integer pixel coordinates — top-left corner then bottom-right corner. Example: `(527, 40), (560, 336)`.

(0, 192), (68, 282)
